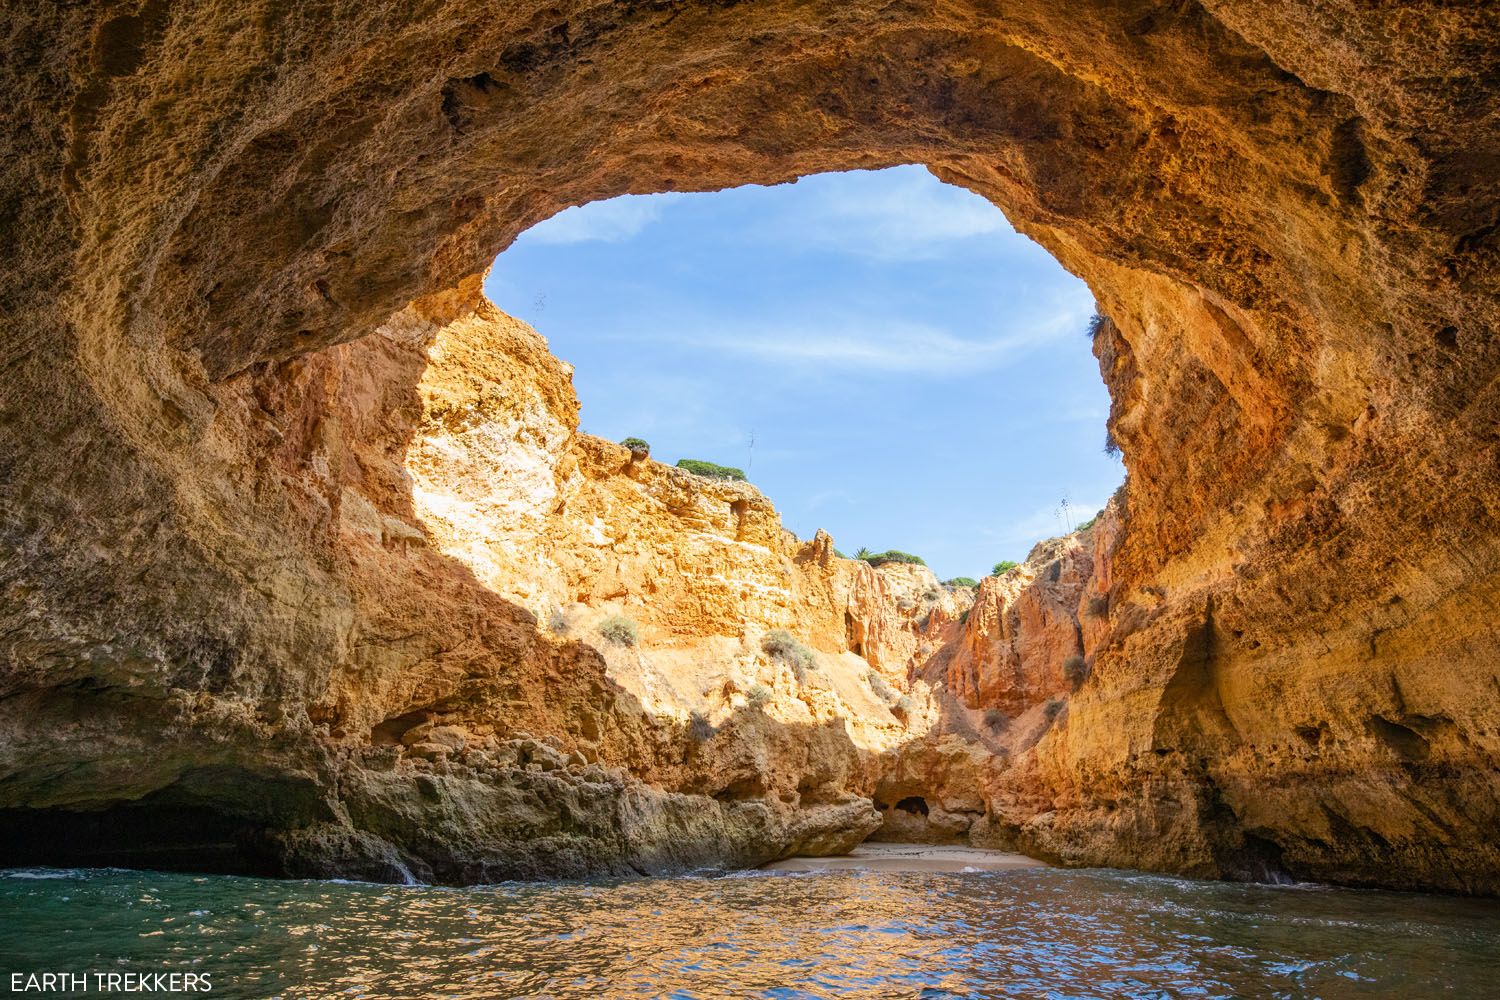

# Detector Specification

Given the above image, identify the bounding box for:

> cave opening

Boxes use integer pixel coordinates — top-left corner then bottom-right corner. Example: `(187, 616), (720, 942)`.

(485, 166), (1124, 582)
(2, 0), (1488, 905)
(894, 796), (930, 816)
(4, 0), (1484, 899)
(400, 166), (1130, 853)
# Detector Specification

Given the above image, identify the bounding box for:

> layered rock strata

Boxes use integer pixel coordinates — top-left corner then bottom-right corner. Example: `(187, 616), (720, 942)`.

(3, 1), (1498, 892)
(397, 297), (1120, 864)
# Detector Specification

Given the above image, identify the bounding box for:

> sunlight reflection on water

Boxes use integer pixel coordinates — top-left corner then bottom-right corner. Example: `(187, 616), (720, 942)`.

(2, 866), (1498, 998)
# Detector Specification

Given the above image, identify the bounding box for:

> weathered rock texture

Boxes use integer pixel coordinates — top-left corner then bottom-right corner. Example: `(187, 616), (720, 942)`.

(397, 301), (1067, 856)
(3, 1), (1498, 892)
(867, 514), (1116, 846)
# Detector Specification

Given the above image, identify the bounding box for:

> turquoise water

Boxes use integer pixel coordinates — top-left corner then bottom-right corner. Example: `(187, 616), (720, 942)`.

(2, 866), (1497, 998)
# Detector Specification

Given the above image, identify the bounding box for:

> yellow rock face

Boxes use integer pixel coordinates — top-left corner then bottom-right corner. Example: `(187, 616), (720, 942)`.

(2, 1), (1497, 891)
(401, 293), (971, 767)
(395, 294), (1126, 853)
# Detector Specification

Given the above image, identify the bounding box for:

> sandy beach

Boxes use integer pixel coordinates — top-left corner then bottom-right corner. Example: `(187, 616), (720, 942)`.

(761, 843), (1048, 873)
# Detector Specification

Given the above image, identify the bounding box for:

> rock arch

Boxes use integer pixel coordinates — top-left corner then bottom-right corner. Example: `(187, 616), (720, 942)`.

(1, 2), (1497, 891)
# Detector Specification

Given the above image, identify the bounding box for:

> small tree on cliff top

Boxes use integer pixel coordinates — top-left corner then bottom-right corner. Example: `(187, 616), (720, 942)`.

(863, 549), (925, 567)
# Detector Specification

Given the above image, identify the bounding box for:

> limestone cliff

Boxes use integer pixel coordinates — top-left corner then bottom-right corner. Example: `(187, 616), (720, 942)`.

(399, 299), (1126, 858)
(2, 0), (1498, 894)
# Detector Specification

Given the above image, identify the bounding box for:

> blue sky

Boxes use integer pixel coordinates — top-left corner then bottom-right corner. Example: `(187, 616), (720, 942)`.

(484, 166), (1122, 580)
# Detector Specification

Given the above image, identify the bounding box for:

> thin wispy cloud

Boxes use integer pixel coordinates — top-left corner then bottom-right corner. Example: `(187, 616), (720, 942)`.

(521, 193), (682, 245)
(749, 168), (1024, 260)
(597, 290), (1095, 376)
(704, 323), (1049, 374)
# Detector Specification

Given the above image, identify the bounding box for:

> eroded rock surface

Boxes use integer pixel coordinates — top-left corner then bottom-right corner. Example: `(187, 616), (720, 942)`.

(2, 1), (1498, 892)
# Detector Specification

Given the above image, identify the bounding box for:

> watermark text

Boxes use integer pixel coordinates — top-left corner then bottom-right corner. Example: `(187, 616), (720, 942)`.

(10, 971), (213, 993)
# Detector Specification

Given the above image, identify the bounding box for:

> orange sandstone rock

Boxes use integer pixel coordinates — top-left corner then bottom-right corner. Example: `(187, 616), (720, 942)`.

(1, 0), (1497, 892)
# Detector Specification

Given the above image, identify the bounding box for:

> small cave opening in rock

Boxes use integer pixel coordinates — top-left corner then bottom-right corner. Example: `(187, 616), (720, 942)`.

(0, 768), (343, 879)
(371, 709), (432, 746)
(0, 803), (286, 877)
(894, 796), (930, 816)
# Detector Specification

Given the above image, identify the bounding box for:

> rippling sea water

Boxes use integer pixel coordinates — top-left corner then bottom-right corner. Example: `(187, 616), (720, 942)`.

(2, 865), (1498, 998)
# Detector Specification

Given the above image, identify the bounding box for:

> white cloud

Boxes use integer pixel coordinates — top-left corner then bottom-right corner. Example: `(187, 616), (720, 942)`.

(756, 166), (1022, 260)
(716, 323), (1032, 373)
(607, 286), (1095, 377)
(521, 193), (681, 245)
(519, 166), (1028, 258)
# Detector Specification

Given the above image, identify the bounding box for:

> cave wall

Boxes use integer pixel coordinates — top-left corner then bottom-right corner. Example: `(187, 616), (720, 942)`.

(2, 1), (1498, 890)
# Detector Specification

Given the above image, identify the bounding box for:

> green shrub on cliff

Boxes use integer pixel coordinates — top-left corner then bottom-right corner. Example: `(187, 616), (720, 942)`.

(676, 458), (747, 481)
(761, 629), (816, 679)
(597, 615), (639, 647)
(945, 576), (979, 589)
(862, 549), (925, 567)
(1063, 654), (1088, 687)
(992, 560), (1019, 576)
(620, 436), (650, 456)
(747, 683), (773, 705)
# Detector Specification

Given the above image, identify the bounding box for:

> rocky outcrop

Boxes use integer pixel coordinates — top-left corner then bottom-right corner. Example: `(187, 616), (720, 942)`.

(0, 269), (1072, 878)
(3, 1), (1498, 892)
(865, 511), (1118, 846)
(397, 298), (1124, 859)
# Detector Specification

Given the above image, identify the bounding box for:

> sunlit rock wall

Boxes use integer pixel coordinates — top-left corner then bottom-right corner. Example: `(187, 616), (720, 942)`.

(3, 0), (1497, 891)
